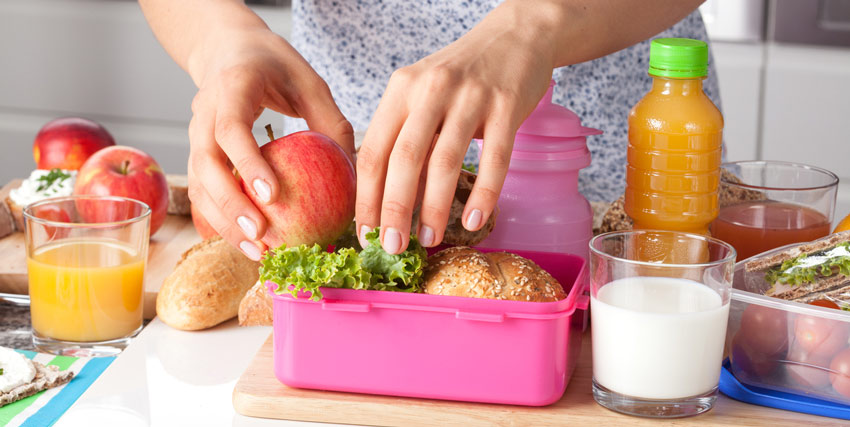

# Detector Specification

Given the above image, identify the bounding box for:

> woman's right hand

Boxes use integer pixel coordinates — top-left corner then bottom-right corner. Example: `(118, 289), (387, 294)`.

(185, 27), (354, 260)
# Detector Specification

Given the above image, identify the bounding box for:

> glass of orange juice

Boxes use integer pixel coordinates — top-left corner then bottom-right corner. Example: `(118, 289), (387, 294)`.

(711, 161), (838, 261)
(24, 195), (150, 357)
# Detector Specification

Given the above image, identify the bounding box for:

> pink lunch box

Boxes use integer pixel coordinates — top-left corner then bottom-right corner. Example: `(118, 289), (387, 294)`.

(268, 247), (588, 406)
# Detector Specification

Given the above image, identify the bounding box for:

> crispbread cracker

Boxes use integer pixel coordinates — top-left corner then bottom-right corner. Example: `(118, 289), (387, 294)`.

(0, 361), (75, 407)
(718, 168), (766, 207)
(595, 168), (764, 236)
(598, 195), (632, 234)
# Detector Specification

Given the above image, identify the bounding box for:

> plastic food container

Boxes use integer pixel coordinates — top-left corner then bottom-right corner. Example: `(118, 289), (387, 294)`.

(725, 245), (850, 407)
(268, 248), (588, 406)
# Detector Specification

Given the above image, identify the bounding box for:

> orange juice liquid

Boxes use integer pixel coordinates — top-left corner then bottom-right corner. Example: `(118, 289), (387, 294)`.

(624, 77), (723, 263)
(28, 238), (145, 342)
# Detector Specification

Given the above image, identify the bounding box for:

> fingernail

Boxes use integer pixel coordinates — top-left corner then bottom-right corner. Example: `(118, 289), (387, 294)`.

(240, 240), (262, 261)
(253, 179), (272, 204)
(465, 209), (483, 231)
(419, 225), (435, 247)
(237, 216), (257, 240)
(382, 227), (402, 254)
(358, 225), (371, 248)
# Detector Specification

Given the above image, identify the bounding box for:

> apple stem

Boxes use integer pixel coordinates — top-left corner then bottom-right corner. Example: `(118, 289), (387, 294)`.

(265, 124), (275, 142)
(120, 159), (130, 175)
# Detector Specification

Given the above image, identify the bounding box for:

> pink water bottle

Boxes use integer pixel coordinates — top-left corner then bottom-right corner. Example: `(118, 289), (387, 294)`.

(477, 80), (601, 260)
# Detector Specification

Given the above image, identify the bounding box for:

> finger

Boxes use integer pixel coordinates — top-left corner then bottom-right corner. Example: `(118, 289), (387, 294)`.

(292, 76), (355, 157)
(189, 105), (270, 248)
(187, 159), (267, 261)
(355, 90), (406, 248)
(378, 103), (443, 254)
(214, 77), (279, 206)
(417, 106), (483, 247)
(463, 107), (515, 232)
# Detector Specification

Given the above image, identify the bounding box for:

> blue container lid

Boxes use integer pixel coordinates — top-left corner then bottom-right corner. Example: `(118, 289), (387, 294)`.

(719, 359), (850, 420)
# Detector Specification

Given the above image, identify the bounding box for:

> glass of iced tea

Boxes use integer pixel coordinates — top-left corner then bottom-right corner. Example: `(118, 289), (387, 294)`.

(24, 195), (150, 357)
(711, 161), (838, 261)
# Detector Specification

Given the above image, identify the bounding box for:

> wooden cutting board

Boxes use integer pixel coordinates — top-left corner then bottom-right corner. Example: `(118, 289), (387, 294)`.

(233, 331), (839, 426)
(0, 180), (202, 319)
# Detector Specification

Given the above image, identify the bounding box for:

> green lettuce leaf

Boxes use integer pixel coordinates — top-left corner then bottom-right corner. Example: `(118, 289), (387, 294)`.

(259, 227), (428, 300)
(360, 228), (428, 292)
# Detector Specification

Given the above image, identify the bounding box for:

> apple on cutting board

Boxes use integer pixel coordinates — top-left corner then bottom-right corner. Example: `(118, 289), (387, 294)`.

(33, 117), (115, 170)
(74, 145), (169, 235)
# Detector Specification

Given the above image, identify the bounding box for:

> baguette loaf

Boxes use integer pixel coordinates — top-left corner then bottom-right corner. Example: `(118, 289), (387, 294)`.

(422, 246), (566, 302)
(157, 237), (260, 330)
(238, 280), (273, 326)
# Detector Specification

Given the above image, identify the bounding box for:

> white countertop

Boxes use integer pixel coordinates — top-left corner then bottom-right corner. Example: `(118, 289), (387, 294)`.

(54, 318), (349, 427)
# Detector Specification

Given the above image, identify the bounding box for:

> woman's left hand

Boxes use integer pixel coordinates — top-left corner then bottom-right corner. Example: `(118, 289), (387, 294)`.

(355, 0), (562, 253)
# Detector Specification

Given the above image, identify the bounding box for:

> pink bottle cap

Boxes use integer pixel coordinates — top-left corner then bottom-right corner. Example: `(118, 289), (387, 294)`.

(517, 80), (602, 139)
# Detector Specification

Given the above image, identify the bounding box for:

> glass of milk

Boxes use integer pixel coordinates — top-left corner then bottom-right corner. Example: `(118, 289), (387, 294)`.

(589, 230), (736, 418)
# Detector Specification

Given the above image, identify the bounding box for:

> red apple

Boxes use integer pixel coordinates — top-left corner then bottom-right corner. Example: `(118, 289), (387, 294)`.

(33, 117), (115, 170)
(241, 130), (355, 248)
(74, 146), (169, 235)
(191, 202), (218, 240)
(29, 204), (72, 240)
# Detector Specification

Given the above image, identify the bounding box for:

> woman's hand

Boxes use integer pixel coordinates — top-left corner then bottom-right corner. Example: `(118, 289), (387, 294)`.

(355, 1), (560, 253)
(185, 28), (354, 260)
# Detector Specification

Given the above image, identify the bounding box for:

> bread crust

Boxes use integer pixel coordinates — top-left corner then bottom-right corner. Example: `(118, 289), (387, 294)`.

(745, 231), (850, 273)
(166, 174), (191, 216)
(238, 280), (273, 327)
(413, 171), (498, 246)
(4, 195), (23, 233)
(422, 247), (566, 302)
(157, 237), (260, 330)
(596, 168), (767, 236)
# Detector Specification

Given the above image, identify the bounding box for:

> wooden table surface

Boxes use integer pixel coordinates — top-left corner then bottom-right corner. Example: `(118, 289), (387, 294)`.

(233, 330), (841, 426)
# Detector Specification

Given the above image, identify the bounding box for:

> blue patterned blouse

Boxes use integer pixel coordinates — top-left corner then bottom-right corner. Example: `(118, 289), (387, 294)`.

(283, 1), (721, 203)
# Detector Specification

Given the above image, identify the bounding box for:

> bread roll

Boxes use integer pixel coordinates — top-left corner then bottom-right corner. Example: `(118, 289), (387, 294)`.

(166, 174), (191, 216)
(238, 280), (273, 327)
(412, 170), (498, 247)
(423, 246), (566, 302)
(157, 237), (260, 330)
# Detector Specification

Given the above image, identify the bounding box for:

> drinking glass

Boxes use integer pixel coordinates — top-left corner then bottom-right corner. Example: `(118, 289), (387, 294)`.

(712, 160), (838, 261)
(590, 230), (736, 418)
(24, 195), (150, 357)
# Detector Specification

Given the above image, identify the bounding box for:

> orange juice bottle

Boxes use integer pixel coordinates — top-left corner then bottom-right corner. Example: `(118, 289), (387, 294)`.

(625, 38), (723, 238)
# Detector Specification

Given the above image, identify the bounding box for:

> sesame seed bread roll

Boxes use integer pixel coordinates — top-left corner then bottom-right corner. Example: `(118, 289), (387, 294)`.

(422, 246), (566, 302)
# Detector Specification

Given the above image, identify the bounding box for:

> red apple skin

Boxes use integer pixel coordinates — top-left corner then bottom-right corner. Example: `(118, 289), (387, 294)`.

(33, 117), (115, 170)
(74, 146), (169, 235)
(191, 202), (218, 240)
(241, 131), (355, 249)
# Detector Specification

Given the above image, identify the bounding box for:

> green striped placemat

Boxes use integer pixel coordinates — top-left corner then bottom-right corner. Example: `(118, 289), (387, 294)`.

(0, 350), (114, 427)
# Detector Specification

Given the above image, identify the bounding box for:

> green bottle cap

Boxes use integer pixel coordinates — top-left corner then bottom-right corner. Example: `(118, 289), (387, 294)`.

(648, 38), (708, 78)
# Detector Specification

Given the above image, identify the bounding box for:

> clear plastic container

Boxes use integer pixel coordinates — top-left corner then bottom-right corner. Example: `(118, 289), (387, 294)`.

(725, 245), (850, 406)
(268, 248), (588, 406)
